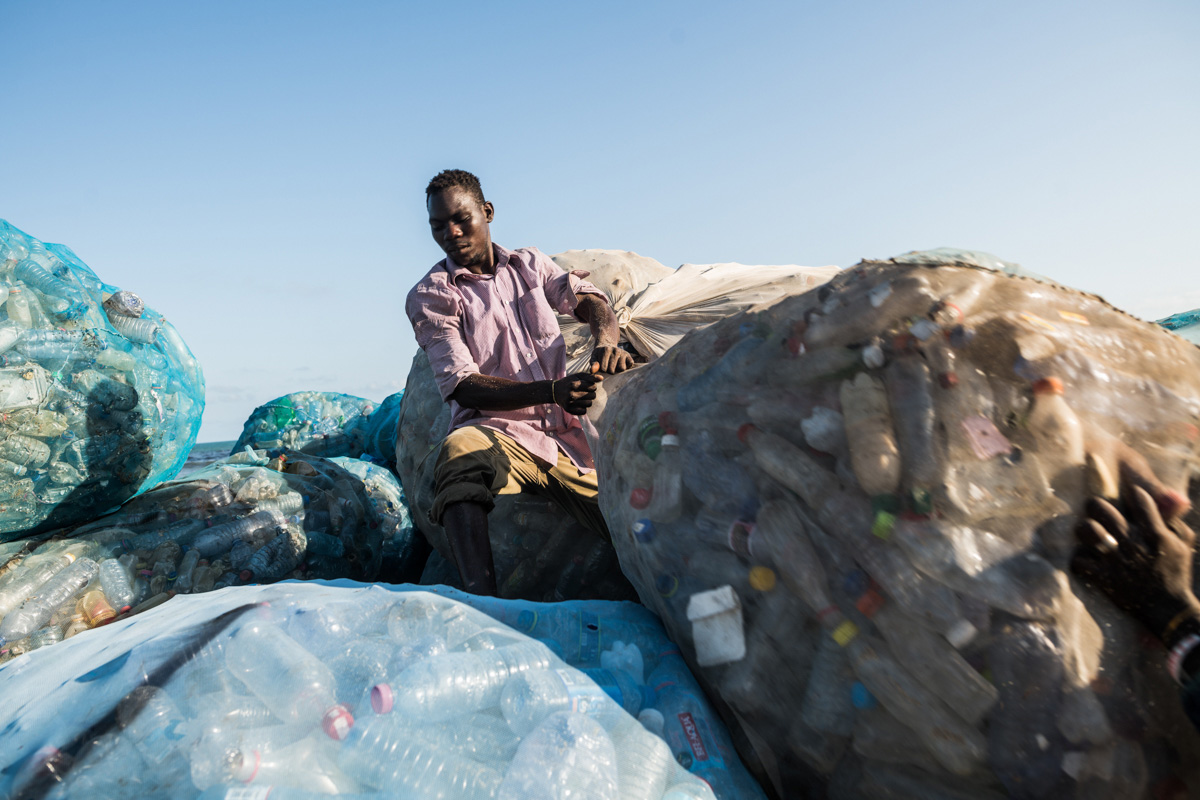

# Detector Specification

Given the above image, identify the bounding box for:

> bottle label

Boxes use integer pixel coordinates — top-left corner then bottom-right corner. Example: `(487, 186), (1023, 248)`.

(557, 668), (613, 715)
(220, 788), (273, 800)
(675, 711), (725, 768)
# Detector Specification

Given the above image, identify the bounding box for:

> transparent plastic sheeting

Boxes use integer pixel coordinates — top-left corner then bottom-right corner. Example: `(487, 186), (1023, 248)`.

(588, 254), (1200, 799)
(0, 580), (768, 800)
(0, 448), (418, 663)
(232, 391), (404, 468)
(552, 249), (840, 374)
(0, 221), (205, 538)
(1158, 308), (1200, 346)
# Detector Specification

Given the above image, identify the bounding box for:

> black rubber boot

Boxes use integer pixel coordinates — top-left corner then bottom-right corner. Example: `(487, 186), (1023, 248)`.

(442, 501), (498, 596)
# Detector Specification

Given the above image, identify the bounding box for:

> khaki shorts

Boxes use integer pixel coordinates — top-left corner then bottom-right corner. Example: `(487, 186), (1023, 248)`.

(431, 425), (609, 541)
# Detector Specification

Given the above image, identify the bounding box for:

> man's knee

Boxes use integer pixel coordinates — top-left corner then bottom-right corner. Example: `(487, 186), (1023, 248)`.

(431, 427), (509, 524)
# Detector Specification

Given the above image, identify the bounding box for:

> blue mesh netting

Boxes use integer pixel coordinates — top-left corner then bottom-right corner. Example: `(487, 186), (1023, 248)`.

(0, 221), (205, 539)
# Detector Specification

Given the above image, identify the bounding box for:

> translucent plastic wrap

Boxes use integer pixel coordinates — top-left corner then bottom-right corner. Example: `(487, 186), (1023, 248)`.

(0, 581), (767, 800)
(553, 250), (839, 373)
(0, 221), (206, 538)
(589, 255), (1200, 799)
(395, 349), (635, 602)
(1159, 308), (1200, 346)
(0, 449), (418, 659)
(232, 390), (403, 466)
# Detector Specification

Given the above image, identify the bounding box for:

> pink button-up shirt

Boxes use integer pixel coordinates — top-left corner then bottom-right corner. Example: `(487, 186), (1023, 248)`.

(406, 244), (608, 472)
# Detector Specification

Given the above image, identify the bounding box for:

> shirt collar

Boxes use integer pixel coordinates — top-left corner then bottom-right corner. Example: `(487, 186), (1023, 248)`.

(444, 243), (512, 282)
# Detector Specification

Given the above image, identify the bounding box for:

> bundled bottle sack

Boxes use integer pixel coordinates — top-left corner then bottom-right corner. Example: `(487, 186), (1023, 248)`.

(0, 581), (767, 800)
(1159, 308), (1200, 346)
(553, 249), (839, 373)
(0, 221), (205, 538)
(395, 349), (636, 602)
(0, 448), (419, 662)
(232, 390), (404, 467)
(589, 255), (1200, 799)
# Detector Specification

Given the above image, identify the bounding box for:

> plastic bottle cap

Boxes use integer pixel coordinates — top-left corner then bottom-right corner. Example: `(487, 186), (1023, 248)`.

(736, 424), (757, 444)
(632, 519), (655, 543)
(370, 683), (394, 714)
(629, 488), (652, 510)
(233, 749), (261, 783)
(1032, 377), (1064, 395)
(321, 704), (355, 740)
(659, 434), (679, 448)
(850, 682), (876, 709)
(64, 553), (76, 564)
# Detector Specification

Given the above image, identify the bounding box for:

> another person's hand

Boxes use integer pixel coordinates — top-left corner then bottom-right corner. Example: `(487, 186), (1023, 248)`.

(1072, 478), (1200, 643)
(590, 345), (634, 375)
(552, 365), (604, 416)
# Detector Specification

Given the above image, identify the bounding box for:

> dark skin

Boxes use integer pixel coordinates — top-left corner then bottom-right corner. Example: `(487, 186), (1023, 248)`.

(1073, 458), (1200, 646)
(426, 186), (634, 594)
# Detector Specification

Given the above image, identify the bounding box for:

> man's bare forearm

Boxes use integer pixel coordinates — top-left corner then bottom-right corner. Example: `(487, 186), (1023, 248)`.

(451, 374), (554, 411)
(575, 293), (620, 348)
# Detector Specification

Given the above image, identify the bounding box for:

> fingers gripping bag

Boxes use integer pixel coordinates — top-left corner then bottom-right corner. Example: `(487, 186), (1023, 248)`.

(0, 221), (205, 538)
(588, 251), (1200, 799)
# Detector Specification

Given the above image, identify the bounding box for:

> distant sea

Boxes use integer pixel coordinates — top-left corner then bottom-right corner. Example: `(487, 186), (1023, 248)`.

(178, 440), (237, 478)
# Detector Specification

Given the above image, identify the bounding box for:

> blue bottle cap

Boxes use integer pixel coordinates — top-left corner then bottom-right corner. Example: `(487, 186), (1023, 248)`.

(632, 519), (655, 543)
(851, 682), (876, 709)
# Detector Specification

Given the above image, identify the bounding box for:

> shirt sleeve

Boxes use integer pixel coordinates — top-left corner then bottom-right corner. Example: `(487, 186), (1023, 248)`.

(405, 278), (480, 402)
(529, 248), (610, 322)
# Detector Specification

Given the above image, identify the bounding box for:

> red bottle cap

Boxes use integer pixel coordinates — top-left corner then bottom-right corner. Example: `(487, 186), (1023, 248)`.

(629, 488), (652, 509)
(321, 704), (355, 740)
(371, 683), (394, 714)
(1032, 377), (1064, 395)
(736, 423), (757, 444)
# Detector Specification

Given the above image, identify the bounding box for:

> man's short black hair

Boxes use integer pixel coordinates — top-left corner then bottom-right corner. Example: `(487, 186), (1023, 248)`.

(426, 169), (485, 206)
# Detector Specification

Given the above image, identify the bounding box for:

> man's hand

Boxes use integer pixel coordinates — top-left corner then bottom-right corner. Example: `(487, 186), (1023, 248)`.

(590, 345), (634, 375)
(1072, 478), (1200, 643)
(553, 364), (604, 416)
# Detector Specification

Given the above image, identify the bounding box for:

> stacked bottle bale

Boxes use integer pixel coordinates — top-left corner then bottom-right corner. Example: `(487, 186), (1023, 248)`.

(0, 448), (417, 661)
(232, 389), (405, 468)
(0, 221), (205, 537)
(590, 253), (1200, 799)
(7, 585), (766, 800)
(1159, 308), (1200, 346)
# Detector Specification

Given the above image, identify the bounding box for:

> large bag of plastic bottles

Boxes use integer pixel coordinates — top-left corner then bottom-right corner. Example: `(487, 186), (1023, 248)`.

(0, 221), (206, 539)
(1159, 308), (1200, 346)
(589, 252), (1200, 799)
(395, 347), (636, 602)
(0, 448), (418, 662)
(553, 249), (839, 374)
(0, 580), (769, 800)
(232, 390), (404, 466)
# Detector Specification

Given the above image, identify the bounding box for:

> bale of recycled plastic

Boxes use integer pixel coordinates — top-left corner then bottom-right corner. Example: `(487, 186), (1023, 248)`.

(552, 249), (839, 374)
(1159, 308), (1200, 346)
(0, 581), (768, 800)
(0, 449), (419, 662)
(232, 390), (404, 466)
(589, 251), (1200, 799)
(0, 221), (205, 539)
(396, 349), (636, 602)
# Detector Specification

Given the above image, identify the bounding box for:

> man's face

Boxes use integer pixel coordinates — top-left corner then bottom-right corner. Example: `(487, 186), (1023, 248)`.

(428, 187), (494, 270)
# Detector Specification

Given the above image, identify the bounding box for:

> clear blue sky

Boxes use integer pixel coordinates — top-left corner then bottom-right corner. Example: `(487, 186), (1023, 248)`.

(4, 1), (1198, 442)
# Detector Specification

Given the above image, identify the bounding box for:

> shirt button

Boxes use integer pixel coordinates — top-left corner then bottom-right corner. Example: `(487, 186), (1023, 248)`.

(527, 352), (533, 359)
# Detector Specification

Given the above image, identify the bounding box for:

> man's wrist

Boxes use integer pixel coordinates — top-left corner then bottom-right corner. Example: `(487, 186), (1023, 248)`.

(1147, 596), (1200, 648)
(547, 379), (557, 406)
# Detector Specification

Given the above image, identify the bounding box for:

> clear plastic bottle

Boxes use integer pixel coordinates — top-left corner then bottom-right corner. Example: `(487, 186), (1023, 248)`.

(378, 639), (553, 721)
(885, 350), (941, 490)
(0, 557), (98, 646)
(800, 635), (855, 736)
(224, 620), (354, 740)
(609, 716), (676, 800)
(191, 733), (353, 794)
(662, 783), (719, 800)
(0, 552), (76, 618)
(76, 589), (117, 627)
(338, 713), (504, 799)
(174, 548), (201, 593)
(840, 372), (902, 496)
(5, 286), (33, 327)
(676, 336), (765, 412)
(0, 433), (51, 468)
(498, 711), (619, 800)
(500, 667), (625, 735)
(1027, 375), (1085, 476)
(107, 311), (159, 344)
(644, 420), (682, 523)
(193, 510), (282, 558)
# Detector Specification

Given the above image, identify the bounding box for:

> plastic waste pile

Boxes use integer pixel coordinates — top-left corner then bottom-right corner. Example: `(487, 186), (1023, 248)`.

(232, 390), (404, 468)
(1, 581), (767, 800)
(553, 249), (839, 374)
(1158, 308), (1200, 346)
(0, 220), (205, 538)
(396, 347), (635, 602)
(589, 253), (1200, 799)
(0, 448), (418, 663)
